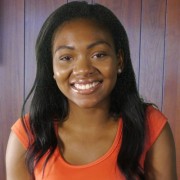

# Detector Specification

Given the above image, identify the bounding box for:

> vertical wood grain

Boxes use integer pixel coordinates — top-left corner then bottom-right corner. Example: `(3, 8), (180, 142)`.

(94, 0), (141, 82)
(24, 0), (67, 109)
(1, 0), (179, 179)
(0, 0), (24, 179)
(68, 0), (93, 3)
(163, 0), (180, 177)
(139, 0), (166, 108)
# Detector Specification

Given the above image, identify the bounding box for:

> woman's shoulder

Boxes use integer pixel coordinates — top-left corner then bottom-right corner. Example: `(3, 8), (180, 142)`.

(11, 114), (31, 149)
(144, 106), (177, 179)
(146, 105), (167, 121)
(146, 105), (167, 130)
(145, 105), (167, 148)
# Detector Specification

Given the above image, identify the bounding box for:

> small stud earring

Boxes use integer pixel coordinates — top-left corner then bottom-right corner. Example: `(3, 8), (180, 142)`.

(118, 68), (122, 74)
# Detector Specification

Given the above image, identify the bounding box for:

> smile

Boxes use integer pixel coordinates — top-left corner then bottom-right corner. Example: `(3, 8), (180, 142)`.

(74, 82), (99, 90)
(71, 80), (102, 95)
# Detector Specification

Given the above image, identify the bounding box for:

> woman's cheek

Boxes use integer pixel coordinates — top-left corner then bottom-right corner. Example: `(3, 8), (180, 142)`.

(53, 60), (72, 78)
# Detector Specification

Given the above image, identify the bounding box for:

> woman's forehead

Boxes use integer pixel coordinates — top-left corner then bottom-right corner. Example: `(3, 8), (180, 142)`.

(52, 18), (115, 53)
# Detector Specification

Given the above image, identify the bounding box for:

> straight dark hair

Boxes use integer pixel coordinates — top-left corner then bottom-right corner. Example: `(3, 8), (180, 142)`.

(22, 1), (148, 179)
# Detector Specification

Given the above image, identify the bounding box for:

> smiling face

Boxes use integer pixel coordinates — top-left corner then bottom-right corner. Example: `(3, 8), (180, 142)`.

(52, 18), (123, 109)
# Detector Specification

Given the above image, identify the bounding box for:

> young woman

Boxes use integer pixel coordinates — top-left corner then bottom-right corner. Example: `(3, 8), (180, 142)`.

(6, 1), (177, 180)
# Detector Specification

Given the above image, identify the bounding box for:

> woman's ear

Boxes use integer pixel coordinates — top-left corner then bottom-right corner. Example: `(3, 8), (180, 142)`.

(117, 49), (124, 73)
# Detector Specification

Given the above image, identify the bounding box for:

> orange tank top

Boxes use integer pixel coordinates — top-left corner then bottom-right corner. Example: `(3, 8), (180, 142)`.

(12, 106), (167, 180)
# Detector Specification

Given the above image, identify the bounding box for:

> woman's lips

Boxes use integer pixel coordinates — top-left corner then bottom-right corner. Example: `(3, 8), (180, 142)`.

(71, 81), (102, 95)
(74, 81), (99, 90)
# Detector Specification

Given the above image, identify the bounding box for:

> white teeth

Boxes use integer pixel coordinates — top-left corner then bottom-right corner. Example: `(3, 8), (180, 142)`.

(74, 82), (99, 90)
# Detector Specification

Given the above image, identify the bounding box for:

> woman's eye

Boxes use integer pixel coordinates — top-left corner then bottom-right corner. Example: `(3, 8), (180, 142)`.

(92, 52), (107, 59)
(59, 56), (72, 61)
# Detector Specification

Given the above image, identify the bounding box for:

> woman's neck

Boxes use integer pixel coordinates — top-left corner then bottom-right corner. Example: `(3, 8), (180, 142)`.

(62, 101), (115, 131)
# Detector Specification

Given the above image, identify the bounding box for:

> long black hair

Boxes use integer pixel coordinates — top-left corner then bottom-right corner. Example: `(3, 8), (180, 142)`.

(22, 1), (148, 179)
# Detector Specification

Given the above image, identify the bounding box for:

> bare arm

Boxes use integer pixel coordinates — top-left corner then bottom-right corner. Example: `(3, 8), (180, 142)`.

(144, 123), (177, 180)
(6, 131), (30, 180)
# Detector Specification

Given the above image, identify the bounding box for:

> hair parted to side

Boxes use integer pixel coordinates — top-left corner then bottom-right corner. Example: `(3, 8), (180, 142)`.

(22, 1), (148, 179)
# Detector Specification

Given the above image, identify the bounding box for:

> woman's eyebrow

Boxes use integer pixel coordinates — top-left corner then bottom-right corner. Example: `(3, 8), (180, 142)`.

(54, 45), (74, 54)
(87, 40), (112, 49)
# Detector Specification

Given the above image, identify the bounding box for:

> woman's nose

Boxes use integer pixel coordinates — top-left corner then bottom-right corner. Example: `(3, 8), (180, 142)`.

(73, 57), (95, 77)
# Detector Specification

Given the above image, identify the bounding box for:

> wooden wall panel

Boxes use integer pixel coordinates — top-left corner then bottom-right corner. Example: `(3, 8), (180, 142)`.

(1, 0), (179, 179)
(25, 0), (67, 106)
(163, 0), (180, 177)
(0, 0), (24, 179)
(94, 0), (141, 82)
(68, 0), (93, 3)
(139, 0), (166, 108)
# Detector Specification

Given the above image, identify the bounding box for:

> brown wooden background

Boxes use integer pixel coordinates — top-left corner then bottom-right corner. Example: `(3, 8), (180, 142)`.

(0, 0), (179, 179)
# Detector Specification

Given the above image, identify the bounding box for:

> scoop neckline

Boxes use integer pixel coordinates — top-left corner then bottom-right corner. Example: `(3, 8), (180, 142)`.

(54, 118), (122, 169)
